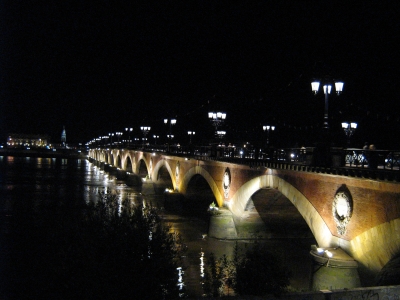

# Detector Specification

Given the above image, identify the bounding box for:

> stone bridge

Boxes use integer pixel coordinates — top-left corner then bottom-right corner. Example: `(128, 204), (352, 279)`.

(88, 148), (400, 286)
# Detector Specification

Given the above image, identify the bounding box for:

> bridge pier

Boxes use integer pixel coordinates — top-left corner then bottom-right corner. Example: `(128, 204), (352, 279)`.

(310, 246), (360, 290)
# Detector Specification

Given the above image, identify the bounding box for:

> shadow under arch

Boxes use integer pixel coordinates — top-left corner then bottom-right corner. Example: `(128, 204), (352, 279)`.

(228, 174), (340, 248)
(179, 166), (223, 207)
(124, 156), (134, 173)
(152, 159), (176, 190)
(137, 158), (149, 178)
(116, 155), (122, 169)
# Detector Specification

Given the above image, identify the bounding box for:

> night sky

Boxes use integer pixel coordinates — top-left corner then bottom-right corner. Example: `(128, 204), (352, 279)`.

(1, 2), (400, 148)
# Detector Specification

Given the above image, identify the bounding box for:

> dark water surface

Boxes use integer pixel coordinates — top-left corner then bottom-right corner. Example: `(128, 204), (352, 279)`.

(0, 156), (315, 298)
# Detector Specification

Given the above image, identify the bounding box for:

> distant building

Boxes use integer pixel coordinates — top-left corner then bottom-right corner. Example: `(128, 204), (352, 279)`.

(7, 133), (51, 148)
(61, 126), (66, 147)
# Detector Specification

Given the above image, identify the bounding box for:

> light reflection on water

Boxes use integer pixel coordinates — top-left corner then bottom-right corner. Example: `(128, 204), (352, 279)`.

(0, 156), (314, 297)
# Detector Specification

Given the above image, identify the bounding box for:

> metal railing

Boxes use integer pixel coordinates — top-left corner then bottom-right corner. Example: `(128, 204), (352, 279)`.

(93, 144), (400, 181)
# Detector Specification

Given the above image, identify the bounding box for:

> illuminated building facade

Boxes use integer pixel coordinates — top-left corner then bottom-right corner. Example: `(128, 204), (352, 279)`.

(7, 133), (51, 148)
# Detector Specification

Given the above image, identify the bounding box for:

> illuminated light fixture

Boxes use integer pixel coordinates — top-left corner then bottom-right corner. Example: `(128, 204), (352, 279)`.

(341, 122), (357, 146)
(164, 118), (177, 152)
(311, 78), (344, 129)
(263, 125), (275, 145)
(208, 111), (226, 138)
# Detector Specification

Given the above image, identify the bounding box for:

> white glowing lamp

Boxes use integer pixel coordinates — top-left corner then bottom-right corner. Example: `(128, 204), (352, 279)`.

(323, 84), (332, 95)
(311, 81), (320, 94)
(335, 81), (344, 95)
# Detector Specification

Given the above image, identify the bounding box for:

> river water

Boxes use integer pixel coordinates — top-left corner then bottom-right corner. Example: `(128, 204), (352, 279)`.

(0, 156), (315, 298)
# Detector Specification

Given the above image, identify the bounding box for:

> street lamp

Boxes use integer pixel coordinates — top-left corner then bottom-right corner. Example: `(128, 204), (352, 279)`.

(108, 133), (114, 145)
(125, 127), (133, 147)
(216, 130), (226, 139)
(115, 132), (123, 145)
(164, 118), (176, 152)
(208, 111), (226, 131)
(311, 79), (343, 130)
(153, 135), (159, 144)
(341, 122), (357, 146)
(263, 125), (275, 146)
(140, 126), (151, 147)
(187, 131), (195, 144)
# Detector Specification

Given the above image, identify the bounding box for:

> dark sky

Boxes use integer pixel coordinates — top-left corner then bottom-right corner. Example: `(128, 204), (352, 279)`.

(1, 1), (400, 148)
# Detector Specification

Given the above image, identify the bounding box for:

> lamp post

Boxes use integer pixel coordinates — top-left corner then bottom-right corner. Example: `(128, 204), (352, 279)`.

(164, 118), (176, 152)
(311, 79), (344, 130)
(216, 130), (226, 139)
(140, 126), (151, 147)
(187, 131), (195, 144)
(263, 125), (275, 146)
(115, 132), (123, 146)
(125, 127), (133, 147)
(153, 135), (159, 144)
(109, 133), (114, 145)
(341, 122), (357, 147)
(102, 136), (108, 147)
(208, 111), (226, 132)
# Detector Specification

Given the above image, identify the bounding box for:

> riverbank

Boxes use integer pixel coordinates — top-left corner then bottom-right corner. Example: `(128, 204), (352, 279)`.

(0, 148), (87, 159)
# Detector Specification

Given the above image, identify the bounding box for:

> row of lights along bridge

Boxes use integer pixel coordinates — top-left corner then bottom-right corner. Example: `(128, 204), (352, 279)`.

(88, 79), (358, 149)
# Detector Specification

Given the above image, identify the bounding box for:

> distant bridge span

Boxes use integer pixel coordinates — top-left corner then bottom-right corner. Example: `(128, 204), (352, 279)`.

(89, 148), (400, 280)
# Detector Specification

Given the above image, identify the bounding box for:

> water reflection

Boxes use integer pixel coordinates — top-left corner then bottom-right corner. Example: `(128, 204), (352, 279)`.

(0, 157), (315, 297)
(200, 251), (205, 278)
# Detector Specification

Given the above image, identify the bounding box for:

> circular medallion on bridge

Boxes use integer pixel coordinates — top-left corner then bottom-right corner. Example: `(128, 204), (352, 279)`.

(223, 168), (231, 199)
(332, 191), (353, 235)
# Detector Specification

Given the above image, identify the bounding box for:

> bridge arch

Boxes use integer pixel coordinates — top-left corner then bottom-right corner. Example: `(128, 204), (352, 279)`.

(124, 155), (134, 173)
(153, 159), (176, 189)
(137, 158), (150, 178)
(179, 166), (223, 207)
(116, 155), (122, 169)
(228, 174), (338, 248)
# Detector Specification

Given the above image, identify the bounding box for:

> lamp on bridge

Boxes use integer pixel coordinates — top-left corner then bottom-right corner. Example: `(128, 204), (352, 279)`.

(208, 112), (226, 130)
(115, 132), (123, 146)
(108, 133), (114, 145)
(311, 79), (344, 130)
(125, 128), (133, 147)
(102, 136), (108, 147)
(140, 126), (151, 148)
(164, 118), (176, 152)
(216, 130), (226, 139)
(188, 131), (195, 144)
(341, 122), (357, 147)
(208, 111), (226, 142)
(262, 125), (275, 146)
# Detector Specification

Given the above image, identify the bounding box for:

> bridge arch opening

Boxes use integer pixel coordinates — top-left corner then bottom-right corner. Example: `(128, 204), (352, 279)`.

(157, 165), (173, 185)
(125, 157), (133, 173)
(138, 159), (148, 178)
(117, 156), (122, 169)
(183, 174), (215, 219)
(243, 187), (315, 239)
